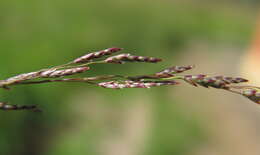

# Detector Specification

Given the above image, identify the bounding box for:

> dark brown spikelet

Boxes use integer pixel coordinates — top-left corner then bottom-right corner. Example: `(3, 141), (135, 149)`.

(155, 65), (194, 78)
(0, 102), (41, 112)
(40, 67), (90, 78)
(73, 47), (123, 63)
(241, 88), (260, 104)
(105, 53), (162, 64)
(98, 80), (178, 89)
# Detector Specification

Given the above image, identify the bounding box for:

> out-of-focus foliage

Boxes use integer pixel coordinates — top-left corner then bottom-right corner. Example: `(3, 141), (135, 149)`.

(0, 0), (257, 155)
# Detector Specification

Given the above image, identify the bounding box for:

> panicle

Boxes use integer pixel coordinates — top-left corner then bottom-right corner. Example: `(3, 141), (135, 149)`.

(73, 47), (122, 63)
(98, 80), (178, 89)
(105, 53), (162, 64)
(40, 67), (89, 78)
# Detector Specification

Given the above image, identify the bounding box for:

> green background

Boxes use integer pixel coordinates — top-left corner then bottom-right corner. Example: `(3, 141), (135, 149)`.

(0, 0), (258, 155)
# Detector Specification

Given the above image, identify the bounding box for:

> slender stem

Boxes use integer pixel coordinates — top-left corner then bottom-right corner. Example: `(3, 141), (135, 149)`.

(161, 75), (184, 80)
(17, 79), (96, 85)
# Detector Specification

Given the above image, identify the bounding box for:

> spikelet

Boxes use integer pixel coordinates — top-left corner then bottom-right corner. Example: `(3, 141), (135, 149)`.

(155, 65), (194, 78)
(6, 72), (41, 82)
(73, 47), (122, 63)
(98, 80), (178, 89)
(183, 75), (248, 89)
(105, 53), (162, 64)
(221, 76), (248, 84)
(241, 88), (260, 104)
(40, 67), (89, 78)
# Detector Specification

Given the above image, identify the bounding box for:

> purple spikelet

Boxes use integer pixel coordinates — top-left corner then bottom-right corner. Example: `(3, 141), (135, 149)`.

(40, 67), (90, 78)
(105, 54), (162, 64)
(155, 65), (194, 78)
(98, 80), (178, 89)
(242, 88), (260, 104)
(183, 75), (248, 89)
(73, 47), (123, 63)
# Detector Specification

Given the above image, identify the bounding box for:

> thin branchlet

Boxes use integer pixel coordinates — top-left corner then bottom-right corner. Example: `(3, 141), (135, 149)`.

(0, 47), (260, 111)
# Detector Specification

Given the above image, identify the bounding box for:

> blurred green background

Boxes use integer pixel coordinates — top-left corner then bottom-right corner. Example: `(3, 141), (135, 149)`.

(0, 0), (259, 155)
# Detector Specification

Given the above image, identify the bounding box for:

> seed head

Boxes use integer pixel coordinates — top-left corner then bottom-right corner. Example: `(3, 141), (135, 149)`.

(183, 75), (248, 89)
(98, 80), (178, 89)
(73, 47), (123, 63)
(105, 53), (162, 64)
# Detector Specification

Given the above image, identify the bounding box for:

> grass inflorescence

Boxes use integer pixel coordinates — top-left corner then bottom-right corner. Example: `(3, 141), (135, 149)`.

(0, 47), (259, 111)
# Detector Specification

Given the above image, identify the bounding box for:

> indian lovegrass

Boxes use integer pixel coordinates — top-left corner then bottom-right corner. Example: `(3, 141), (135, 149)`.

(0, 47), (259, 111)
